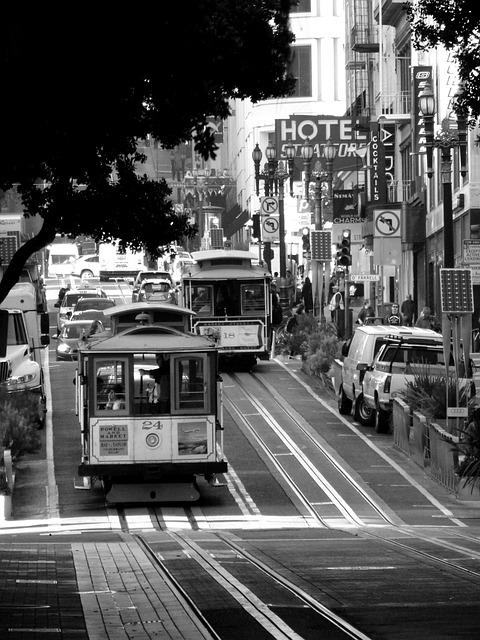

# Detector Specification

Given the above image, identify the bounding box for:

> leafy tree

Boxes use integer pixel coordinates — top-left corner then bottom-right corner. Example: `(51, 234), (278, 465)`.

(407, 1), (480, 121)
(0, 2), (296, 303)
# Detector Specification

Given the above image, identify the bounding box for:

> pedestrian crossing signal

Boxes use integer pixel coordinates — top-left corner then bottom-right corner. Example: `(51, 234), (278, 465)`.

(336, 229), (351, 267)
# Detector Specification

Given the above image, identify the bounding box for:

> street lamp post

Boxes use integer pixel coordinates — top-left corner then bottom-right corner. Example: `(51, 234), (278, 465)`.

(301, 137), (337, 320)
(419, 81), (469, 420)
(252, 142), (295, 284)
(419, 82), (468, 270)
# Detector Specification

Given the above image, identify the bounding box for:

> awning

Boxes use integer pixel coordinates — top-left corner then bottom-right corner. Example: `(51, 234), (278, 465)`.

(223, 204), (249, 238)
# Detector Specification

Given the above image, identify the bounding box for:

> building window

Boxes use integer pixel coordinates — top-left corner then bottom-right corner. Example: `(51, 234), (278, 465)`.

(291, 0), (311, 12)
(288, 45), (312, 98)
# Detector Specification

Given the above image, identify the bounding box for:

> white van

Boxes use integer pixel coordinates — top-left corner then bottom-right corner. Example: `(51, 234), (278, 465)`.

(333, 325), (441, 428)
(47, 243), (79, 277)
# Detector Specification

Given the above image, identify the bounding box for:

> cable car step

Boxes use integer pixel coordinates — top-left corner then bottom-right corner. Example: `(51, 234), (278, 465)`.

(104, 481), (200, 503)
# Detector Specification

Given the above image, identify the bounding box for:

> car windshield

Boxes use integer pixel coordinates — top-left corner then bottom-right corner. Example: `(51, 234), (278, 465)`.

(63, 292), (99, 307)
(75, 298), (114, 311)
(63, 324), (91, 338)
(72, 310), (111, 328)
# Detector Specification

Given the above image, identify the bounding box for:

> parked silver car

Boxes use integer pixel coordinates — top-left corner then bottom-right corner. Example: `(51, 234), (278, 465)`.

(54, 319), (105, 361)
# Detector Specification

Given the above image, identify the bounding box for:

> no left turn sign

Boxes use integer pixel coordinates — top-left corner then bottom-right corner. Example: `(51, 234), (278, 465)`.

(262, 215), (280, 241)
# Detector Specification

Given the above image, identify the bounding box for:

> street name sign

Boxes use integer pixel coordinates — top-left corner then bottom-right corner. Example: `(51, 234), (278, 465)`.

(350, 274), (380, 282)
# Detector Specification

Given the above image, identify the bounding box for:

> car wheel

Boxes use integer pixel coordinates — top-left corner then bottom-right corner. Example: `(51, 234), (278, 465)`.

(354, 393), (375, 426)
(81, 269), (94, 280)
(338, 386), (353, 415)
(375, 403), (391, 433)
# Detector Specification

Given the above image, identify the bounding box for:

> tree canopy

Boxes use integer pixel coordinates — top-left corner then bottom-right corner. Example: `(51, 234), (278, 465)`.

(0, 1), (296, 302)
(407, 1), (480, 121)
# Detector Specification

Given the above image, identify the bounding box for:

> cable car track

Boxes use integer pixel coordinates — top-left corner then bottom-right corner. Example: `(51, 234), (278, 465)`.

(136, 530), (374, 640)
(228, 370), (480, 581)
(226, 371), (396, 529)
(359, 526), (480, 582)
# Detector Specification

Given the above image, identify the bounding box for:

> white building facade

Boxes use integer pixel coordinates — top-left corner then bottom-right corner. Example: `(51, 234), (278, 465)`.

(224, 0), (346, 273)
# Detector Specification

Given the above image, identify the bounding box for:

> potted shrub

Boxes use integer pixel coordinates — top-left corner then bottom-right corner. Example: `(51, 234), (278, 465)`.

(396, 365), (478, 492)
(276, 311), (318, 359)
(276, 313), (342, 386)
(396, 365), (475, 430)
(304, 324), (342, 387)
(454, 407), (480, 497)
(0, 388), (42, 486)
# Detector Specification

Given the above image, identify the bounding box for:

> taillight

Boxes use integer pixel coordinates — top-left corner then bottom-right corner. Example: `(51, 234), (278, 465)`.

(384, 375), (391, 394)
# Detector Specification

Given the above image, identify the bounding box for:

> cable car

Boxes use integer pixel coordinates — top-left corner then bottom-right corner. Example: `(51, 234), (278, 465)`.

(182, 250), (273, 368)
(75, 323), (226, 502)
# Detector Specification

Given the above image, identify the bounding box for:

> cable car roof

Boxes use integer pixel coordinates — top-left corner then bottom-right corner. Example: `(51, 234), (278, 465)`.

(80, 325), (216, 354)
(186, 250), (270, 279)
(191, 249), (258, 262)
(102, 302), (195, 318)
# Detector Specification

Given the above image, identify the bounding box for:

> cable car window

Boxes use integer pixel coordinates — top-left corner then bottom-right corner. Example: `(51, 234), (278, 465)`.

(174, 355), (208, 413)
(191, 285), (214, 315)
(95, 359), (127, 413)
(136, 353), (171, 414)
(214, 282), (239, 316)
(241, 283), (265, 315)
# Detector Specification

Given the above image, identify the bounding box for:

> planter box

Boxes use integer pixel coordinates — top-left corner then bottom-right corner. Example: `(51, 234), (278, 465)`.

(428, 421), (459, 492)
(392, 397), (411, 455)
(411, 410), (430, 468)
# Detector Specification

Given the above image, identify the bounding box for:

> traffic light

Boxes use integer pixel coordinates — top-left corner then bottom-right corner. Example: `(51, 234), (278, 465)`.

(263, 245), (274, 262)
(302, 228), (310, 253)
(336, 229), (351, 267)
(251, 214), (261, 240)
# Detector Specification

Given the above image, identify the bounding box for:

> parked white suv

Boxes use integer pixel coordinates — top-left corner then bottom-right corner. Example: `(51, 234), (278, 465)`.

(333, 325), (440, 429)
(362, 333), (473, 432)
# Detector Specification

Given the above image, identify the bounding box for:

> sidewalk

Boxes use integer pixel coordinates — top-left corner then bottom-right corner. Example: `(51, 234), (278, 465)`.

(0, 535), (216, 640)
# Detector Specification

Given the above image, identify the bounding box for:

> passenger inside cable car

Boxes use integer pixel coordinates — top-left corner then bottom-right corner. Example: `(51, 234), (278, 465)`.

(139, 353), (171, 413)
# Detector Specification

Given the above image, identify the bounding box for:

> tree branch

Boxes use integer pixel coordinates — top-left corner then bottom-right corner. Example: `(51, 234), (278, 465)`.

(0, 217), (57, 306)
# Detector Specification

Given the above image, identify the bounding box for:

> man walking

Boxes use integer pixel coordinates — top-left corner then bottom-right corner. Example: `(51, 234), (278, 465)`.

(401, 294), (415, 326)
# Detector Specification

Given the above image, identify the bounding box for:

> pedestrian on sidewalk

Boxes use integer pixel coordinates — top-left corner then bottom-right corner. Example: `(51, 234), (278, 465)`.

(385, 303), (403, 325)
(401, 294), (415, 326)
(356, 300), (374, 325)
(301, 277), (313, 315)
